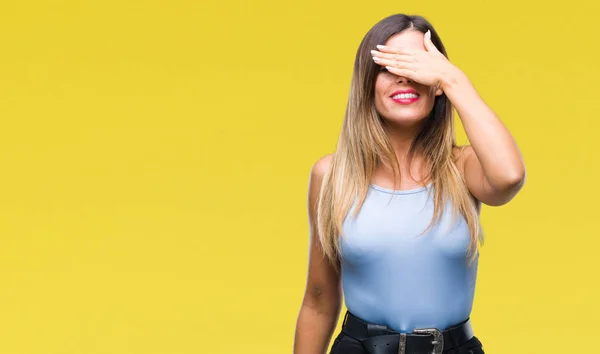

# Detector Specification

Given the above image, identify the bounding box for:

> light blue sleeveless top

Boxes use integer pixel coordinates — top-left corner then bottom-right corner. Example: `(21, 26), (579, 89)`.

(340, 182), (479, 333)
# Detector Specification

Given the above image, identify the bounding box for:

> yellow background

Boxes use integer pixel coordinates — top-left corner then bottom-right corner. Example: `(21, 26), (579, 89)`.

(0, 1), (598, 353)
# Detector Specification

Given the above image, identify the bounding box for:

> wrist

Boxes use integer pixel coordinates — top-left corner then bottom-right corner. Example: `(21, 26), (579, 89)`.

(440, 66), (468, 93)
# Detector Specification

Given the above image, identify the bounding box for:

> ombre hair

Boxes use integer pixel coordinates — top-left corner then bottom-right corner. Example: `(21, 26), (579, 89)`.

(317, 14), (484, 271)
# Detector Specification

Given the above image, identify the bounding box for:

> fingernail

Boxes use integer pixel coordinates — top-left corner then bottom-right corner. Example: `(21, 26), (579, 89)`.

(373, 57), (380, 61)
(376, 45), (385, 49)
(426, 30), (431, 39)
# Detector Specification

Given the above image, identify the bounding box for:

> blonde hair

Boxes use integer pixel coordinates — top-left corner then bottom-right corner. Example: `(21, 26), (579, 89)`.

(317, 14), (484, 272)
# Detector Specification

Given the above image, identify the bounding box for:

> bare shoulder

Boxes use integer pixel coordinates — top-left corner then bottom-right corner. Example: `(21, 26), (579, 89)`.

(308, 153), (334, 215)
(310, 153), (334, 180)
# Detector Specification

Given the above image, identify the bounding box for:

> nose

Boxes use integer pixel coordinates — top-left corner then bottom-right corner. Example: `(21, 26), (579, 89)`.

(396, 75), (413, 84)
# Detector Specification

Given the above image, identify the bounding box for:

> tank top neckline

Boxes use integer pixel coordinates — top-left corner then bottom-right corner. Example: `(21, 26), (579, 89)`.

(368, 182), (433, 195)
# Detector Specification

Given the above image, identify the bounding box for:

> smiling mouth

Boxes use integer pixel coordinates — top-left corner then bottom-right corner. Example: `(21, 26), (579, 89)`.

(390, 93), (420, 104)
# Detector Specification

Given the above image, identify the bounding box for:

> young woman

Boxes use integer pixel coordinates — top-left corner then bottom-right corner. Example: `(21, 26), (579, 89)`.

(293, 14), (525, 354)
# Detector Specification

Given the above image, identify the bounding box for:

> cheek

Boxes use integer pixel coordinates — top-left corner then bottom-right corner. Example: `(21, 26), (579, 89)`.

(418, 86), (437, 106)
(373, 81), (388, 114)
(427, 90), (439, 105)
(374, 76), (392, 99)
(374, 78), (385, 94)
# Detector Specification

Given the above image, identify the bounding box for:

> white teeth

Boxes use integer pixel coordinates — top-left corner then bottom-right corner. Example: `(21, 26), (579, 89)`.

(392, 93), (418, 99)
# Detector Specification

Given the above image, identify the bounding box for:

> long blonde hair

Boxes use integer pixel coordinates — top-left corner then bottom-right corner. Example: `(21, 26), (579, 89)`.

(317, 14), (484, 272)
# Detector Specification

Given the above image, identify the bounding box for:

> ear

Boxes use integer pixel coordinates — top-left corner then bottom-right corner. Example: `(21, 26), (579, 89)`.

(430, 83), (443, 97)
(434, 81), (443, 96)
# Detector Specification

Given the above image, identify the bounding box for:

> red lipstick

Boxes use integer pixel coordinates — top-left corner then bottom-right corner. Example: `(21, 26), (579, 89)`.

(390, 89), (420, 105)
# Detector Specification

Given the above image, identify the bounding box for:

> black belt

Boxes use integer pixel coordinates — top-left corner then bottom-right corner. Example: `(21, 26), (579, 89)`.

(341, 311), (474, 354)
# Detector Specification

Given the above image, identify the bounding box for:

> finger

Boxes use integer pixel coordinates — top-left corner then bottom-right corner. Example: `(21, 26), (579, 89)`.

(423, 30), (439, 53)
(385, 66), (415, 79)
(372, 56), (414, 69)
(371, 50), (413, 62)
(376, 44), (414, 56)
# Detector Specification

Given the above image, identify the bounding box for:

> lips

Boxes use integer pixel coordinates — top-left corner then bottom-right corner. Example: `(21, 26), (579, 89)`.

(390, 89), (420, 105)
(390, 89), (419, 97)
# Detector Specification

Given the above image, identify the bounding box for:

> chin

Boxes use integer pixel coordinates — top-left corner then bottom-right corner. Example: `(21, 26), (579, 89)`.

(381, 111), (429, 126)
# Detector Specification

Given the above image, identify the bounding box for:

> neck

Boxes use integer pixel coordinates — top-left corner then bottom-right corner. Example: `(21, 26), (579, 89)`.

(376, 121), (429, 183)
(383, 120), (425, 165)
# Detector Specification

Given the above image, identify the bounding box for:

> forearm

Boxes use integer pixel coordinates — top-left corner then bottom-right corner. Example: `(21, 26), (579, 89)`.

(294, 304), (341, 354)
(442, 69), (525, 187)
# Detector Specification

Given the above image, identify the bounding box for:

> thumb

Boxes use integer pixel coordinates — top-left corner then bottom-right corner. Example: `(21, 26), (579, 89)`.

(423, 30), (437, 52)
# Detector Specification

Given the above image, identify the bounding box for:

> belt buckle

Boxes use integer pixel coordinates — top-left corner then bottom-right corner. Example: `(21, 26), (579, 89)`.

(411, 328), (444, 354)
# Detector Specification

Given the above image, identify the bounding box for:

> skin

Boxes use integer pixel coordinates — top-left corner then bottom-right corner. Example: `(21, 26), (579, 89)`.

(372, 29), (526, 204)
(371, 29), (444, 190)
(293, 153), (340, 354)
(373, 31), (443, 129)
(294, 28), (526, 354)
